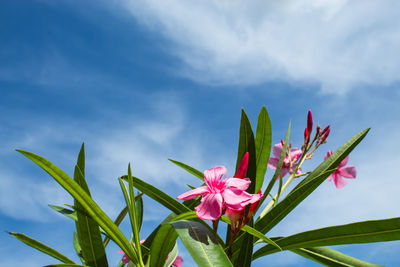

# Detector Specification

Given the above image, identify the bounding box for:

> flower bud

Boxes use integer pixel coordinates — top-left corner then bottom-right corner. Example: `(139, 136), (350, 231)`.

(235, 152), (249, 178)
(307, 110), (313, 135)
(321, 128), (330, 143)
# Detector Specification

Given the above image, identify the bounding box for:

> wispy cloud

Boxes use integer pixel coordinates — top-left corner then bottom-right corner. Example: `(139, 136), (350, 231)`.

(119, 0), (400, 93)
(0, 92), (211, 222)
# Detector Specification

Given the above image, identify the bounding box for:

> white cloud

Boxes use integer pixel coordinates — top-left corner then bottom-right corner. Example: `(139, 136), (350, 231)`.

(119, 0), (400, 93)
(0, 93), (211, 222)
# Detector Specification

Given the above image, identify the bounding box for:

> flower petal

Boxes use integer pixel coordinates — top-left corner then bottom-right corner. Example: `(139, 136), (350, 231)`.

(177, 186), (209, 200)
(224, 177), (250, 190)
(272, 143), (283, 158)
(334, 174), (347, 189)
(339, 165), (356, 179)
(204, 166), (227, 187)
(195, 193), (223, 220)
(222, 188), (253, 207)
(290, 148), (302, 162)
(267, 157), (279, 170)
(324, 150), (333, 160)
(173, 255), (184, 267)
(338, 156), (349, 168)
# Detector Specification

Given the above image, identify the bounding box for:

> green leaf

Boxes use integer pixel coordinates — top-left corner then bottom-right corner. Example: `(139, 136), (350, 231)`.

(121, 175), (191, 215)
(291, 246), (382, 267)
(73, 231), (84, 264)
(16, 149), (138, 265)
(103, 205), (128, 247)
(163, 241), (179, 267)
(73, 144), (108, 267)
(219, 216), (280, 250)
(168, 159), (204, 181)
(254, 106), (272, 192)
(253, 217), (400, 259)
(235, 109), (257, 193)
(170, 220), (233, 267)
(48, 204), (77, 221)
(232, 109), (257, 267)
(149, 224), (178, 267)
(8, 232), (75, 264)
(254, 128), (370, 235)
(127, 165), (143, 264)
(135, 193), (144, 233)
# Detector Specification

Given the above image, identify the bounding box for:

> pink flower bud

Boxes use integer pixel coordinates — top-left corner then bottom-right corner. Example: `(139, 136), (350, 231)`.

(321, 128), (330, 143)
(307, 110), (313, 135)
(235, 152), (249, 178)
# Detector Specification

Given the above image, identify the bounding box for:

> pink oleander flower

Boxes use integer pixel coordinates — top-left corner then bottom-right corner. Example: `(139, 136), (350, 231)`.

(268, 142), (302, 178)
(177, 165), (254, 221)
(325, 150), (357, 188)
(172, 255), (183, 267)
(118, 249), (131, 264)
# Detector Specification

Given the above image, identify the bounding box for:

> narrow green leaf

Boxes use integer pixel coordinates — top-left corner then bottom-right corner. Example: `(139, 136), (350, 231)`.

(16, 149), (138, 265)
(74, 153), (108, 267)
(121, 175), (191, 215)
(219, 216), (280, 250)
(8, 232), (75, 264)
(253, 217), (400, 258)
(163, 241), (179, 267)
(48, 204), (110, 239)
(232, 109), (257, 267)
(103, 205), (129, 247)
(255, 128), (370, 235)
(254, 106), (272, 192)
(48, 204), (77, 221)
(168, 159), (204, 181)
(73, 231), (84, 264)
(118, 178), (140, 263)
(170, 220), (233, 267)
(149, 224), (178, 267)
(136, 193), (144, 233)
(127, 164), (143, 265)
(291, 246), (382, 267)
(235, 109), (257, 193)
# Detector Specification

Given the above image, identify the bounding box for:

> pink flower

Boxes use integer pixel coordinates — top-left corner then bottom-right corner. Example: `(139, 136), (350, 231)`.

(118, 249), (130, 264)
(268, 142), (302, 178)
(173, 255), (184, 267)
(325, 150), (357, 188)
(177, 165), (254, 221)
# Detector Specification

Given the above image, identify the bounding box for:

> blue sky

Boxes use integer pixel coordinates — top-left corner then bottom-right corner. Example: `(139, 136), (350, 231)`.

(1, 1), (400, 266)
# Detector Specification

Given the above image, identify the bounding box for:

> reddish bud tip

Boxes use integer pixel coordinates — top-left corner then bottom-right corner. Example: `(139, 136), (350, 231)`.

(235, 152), (249, 178)
(307, 110), (313, 134)
(304, 127), (308, 140)
(321, 125), (330, 136)
(321, 129), (330, 143)
(281, 139), (284, 146)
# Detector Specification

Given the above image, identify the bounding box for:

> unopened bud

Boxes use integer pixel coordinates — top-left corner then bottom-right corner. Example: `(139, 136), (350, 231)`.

(316, 125), (321, 136)
(321, 128), (330, 143)
(307, 110), (313, 135)
(321, 125), (330, 136)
